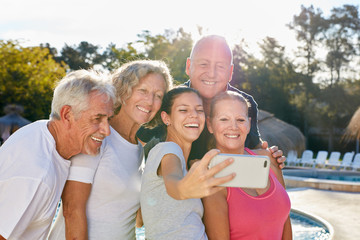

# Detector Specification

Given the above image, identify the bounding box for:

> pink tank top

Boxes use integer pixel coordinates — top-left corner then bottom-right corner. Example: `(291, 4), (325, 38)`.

(227, 148), (291, 240)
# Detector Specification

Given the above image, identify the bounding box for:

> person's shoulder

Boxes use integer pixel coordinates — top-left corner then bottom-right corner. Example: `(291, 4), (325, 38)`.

(148, 141), (182, 160)
(183, 80), (191, 87)
(228, 84), (257, 105)
(228, 84), (252, 98)
(152, 141), (180, 153)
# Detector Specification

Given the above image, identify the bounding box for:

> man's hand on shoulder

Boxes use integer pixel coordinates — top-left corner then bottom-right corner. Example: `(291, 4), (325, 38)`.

(261, 141), (286, 169)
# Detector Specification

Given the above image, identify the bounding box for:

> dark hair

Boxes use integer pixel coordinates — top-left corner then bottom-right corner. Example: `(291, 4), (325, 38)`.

(160, 86), (201, 115)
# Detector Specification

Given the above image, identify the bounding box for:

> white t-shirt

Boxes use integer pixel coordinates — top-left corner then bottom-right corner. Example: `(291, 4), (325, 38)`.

(49, 126), (144, 240)
(0, 120), (70, 240)
(140, 142), (207, 240)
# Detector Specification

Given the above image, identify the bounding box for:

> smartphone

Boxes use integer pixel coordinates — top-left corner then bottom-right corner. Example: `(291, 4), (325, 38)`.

(209, 153), (270, 188)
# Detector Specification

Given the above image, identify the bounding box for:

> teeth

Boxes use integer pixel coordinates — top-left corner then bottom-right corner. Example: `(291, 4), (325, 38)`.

(137, 106), (150, 113)
(225, 134), (239, 138)
(184, 123), (199, 128)
(203, 81), (216, 85)
(91, 136), (103, 142)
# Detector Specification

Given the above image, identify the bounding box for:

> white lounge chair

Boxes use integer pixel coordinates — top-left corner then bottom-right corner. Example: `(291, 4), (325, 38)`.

(313, 151), (328, 168)
(352, 153), (360, 171)
(300, 150), (314, 167)
(325, 151), (341, 169)
(286, 150), (299, 166)
(341, 152), (355, 170)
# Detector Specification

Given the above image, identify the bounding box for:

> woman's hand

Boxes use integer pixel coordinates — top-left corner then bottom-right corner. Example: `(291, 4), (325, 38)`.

(161, 149), (235, 200)
(180, 149), (235, 199)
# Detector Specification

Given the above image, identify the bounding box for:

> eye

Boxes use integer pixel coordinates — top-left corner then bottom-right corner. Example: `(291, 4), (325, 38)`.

(93, 117), (102, 123)
(138, 88), (147, 94)
(219, 118), (228, 121)
(196, 108), (204, 113)
(155, 93), (163, 99)
(179, 109), (187, 112)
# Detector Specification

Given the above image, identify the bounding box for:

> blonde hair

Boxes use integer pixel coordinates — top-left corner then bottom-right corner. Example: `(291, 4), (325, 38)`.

(111, 60), (173, 128)
(210, 91), (251, 119)
(207, 91), (251, 150)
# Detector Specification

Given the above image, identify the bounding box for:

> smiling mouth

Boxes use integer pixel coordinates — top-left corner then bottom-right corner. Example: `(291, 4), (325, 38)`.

(91, 136), (103, 142)
(137, 106), (150, 113)
(184, 123), (199, 128)
(224, 134), (239, 139)
(203, 80), (216, 85)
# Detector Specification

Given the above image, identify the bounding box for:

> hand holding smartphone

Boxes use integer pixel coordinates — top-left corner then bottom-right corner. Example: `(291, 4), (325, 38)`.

(209, 153), (270, 188)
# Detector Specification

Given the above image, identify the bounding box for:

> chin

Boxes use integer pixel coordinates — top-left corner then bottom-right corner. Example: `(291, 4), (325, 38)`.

(84, 148), (100, 156)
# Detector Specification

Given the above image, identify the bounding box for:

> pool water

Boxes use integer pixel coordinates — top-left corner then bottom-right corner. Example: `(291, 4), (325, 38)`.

(136, 227), (145, 240)
(320, 175), (360, 182)
(135, 211), (331, 240)
(283, 169), (360, 183)
(290, 211), (330, 240)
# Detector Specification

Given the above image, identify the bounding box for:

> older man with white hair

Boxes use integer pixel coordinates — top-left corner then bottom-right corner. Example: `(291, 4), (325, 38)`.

(0, 69), (115, 240)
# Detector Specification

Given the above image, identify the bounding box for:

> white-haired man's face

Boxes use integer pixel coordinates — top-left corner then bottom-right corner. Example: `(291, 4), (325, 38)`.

(70, 91), (114, 156)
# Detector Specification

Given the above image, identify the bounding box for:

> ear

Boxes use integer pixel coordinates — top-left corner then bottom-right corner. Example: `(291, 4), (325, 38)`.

(246, 117), (251, 134)
(160, 111), (170, 126)
(228, 64), (234, 82)
(59, 105), (73, 127)
(206, 116), (213, 134)
(185, 57), (191, 76)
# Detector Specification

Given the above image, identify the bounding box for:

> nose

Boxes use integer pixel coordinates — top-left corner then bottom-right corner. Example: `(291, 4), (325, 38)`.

(189, 108), (198, 118)
(100, 118), (111, 137)
(144, 92), (155, 105)
(230, 119), (239, 130)
(207, 64), (216, 78)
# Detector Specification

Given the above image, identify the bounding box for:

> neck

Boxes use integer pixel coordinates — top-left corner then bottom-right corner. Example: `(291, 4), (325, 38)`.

(202, 97), (212, 117)
(48, 120), (77, 160)
(166, 130), (192, 163)
(217, 145), (245, 155)
(110, 112), (140, 144)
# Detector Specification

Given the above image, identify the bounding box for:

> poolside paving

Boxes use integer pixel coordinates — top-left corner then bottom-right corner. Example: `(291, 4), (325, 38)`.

(287, 188), (360, 240)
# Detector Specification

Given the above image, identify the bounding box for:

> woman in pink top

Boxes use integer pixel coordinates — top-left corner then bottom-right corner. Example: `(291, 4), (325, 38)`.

(202, 91), (292, 240)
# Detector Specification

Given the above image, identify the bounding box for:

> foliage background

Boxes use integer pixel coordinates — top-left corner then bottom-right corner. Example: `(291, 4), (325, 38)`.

(1, 4), (359, 154)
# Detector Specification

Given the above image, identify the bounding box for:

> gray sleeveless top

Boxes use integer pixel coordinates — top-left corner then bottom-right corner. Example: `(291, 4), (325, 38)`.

(140, 142), (207, 240)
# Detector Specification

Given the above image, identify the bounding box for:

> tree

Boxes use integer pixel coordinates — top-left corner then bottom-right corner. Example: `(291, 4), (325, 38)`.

(322, 5), (360, 86)
(288, 5), (325, 146)
(231, 39), (253, 89)
(59, 41), (104, 70)
(245, 37), (303, 124)
(101, 42), (145, 71)
(0, 40), (67, 121)
(137, 28), (193, 84)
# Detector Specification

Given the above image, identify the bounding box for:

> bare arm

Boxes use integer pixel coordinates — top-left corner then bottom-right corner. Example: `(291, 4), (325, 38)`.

(62, 180), (91, 240)
(254, 149), (292, 239)
(159, 149), (235, 200)
(282, 217), (293, 240)
(202, 188), (229, 240)
(135, 208), (143, 228)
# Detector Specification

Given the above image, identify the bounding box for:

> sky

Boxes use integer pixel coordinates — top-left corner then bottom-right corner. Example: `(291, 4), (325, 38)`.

(1, 0), (359, 58)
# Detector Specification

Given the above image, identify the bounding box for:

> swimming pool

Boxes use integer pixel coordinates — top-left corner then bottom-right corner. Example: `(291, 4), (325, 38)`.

(283, 168), (360, 192)
(291, 209), (332, 240)
(135, 209), (332, 240)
